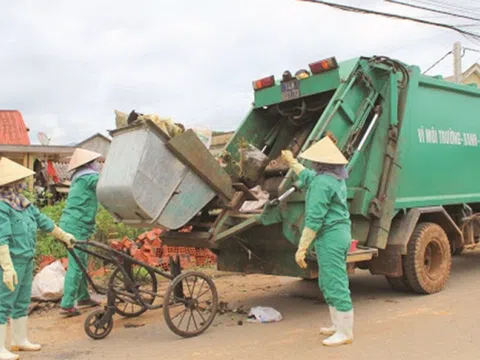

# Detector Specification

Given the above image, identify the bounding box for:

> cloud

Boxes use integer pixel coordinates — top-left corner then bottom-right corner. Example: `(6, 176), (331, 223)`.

(0, 0), (478, 144)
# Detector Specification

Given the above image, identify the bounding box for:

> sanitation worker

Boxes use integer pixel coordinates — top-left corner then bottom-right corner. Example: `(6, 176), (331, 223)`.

(281, 136), (354, 346)
(0, 157), (75, 360)
(59, 148), (102, 317)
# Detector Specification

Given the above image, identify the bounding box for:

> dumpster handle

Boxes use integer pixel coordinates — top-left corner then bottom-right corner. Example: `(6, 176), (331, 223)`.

(268, 185), (297, 206)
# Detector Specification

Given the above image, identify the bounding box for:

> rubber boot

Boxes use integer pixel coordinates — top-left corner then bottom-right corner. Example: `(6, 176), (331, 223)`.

(320, 306), (337, 336)
(322, 310), (354, 346)
(10, 317), (41, 352)
(0, 325), (18, 360)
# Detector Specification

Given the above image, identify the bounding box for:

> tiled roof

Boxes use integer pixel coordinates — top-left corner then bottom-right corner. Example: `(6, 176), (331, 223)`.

(0, 110), (30, 145)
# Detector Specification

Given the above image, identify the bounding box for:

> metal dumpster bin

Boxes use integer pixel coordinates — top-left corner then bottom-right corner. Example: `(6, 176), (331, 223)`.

(97, 121), (227, 230)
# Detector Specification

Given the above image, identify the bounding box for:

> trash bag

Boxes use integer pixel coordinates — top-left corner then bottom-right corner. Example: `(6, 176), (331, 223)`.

(114, 110), (211, 148)
(31, 260), (66, 301)
(114, 109), (185, 138)
(239, 144), (269, 188)
(248, 306), (283, 323)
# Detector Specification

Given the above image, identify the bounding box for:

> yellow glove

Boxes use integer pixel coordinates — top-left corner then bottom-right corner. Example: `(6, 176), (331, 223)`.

(0, 245), (17, 292)
(295, 227), (317, 269)
(281, 150), (305, 175)
(49, 226), (75, 248)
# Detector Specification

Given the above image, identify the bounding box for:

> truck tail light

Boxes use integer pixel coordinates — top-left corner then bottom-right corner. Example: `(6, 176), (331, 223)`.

(308, 57), (338, 74)
(252, 75), (275, 91)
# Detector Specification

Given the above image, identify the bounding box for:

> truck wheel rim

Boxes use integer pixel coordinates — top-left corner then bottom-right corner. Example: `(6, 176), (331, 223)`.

(424, 240), (443, 280)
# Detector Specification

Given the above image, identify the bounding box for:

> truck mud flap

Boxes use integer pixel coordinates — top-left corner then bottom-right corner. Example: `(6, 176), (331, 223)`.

(368, 245), (403, 277)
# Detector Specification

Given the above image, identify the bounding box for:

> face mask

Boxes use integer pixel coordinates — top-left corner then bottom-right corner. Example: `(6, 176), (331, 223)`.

(87, 161), (100, 172)
(15, 181), (27, 193)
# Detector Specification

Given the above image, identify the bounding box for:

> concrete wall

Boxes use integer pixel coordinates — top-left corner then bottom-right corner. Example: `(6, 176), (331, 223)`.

(78, 136), (111, 157)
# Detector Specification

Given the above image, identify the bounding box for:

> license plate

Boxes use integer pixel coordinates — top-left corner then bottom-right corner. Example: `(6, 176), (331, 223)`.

(281, 80), (301, 101)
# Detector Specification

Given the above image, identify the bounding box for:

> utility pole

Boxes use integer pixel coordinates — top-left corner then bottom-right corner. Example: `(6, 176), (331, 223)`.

(453, 41), (462, 83)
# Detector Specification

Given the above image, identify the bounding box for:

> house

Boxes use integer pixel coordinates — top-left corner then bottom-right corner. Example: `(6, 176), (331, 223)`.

(0, 110), (75, 196)
(76, 132), (111, 157)
(444, 63), (480, 87)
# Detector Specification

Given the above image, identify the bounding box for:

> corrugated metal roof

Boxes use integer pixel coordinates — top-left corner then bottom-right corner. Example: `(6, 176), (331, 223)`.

(0, 110), (30, 145)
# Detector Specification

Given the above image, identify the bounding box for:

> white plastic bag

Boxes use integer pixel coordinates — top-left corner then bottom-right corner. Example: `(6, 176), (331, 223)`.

(31, 260), (66, 301)
(248, 306), (283, 323)
(239, 185), (270, 213)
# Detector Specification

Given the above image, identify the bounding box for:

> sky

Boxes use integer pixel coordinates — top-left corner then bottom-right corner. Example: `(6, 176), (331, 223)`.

(1, 0), (480, 145)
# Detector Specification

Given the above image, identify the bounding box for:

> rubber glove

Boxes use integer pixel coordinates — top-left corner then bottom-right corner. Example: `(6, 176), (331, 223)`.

(295, 227), (317, 269)
(281, 150), (305, 175)
(49, 226), (75, 248)
(0, 245), (17, 292)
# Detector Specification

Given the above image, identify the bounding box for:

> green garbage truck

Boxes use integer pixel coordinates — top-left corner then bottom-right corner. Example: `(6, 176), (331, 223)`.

(97, 55), (480, 295)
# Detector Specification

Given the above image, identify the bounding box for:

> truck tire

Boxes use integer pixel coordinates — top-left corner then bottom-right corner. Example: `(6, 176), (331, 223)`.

(404, 223), (451, 294)
(385, 275), (412, 293)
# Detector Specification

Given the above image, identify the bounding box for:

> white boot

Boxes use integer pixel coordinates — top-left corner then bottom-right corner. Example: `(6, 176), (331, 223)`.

(322, 310), (354, 346)
(320, 306), (337, 336)
(10, 317), (41, 352)
(0, 325), (18, 360)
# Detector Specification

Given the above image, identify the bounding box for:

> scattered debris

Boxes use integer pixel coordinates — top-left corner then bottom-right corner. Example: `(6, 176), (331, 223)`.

(247, 306), (283, 323)
(29, 301), (59, 316)
(124, 323), (146, 329)
(232, 306), (248, 315)
(237, 320), (243, 326)
(217, 301), (230, 315)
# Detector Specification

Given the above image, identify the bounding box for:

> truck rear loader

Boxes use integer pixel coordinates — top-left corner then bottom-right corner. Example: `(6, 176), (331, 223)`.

(97, 55), (480, 295)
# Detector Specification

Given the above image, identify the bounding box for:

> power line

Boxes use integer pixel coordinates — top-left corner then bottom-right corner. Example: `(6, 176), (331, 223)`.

(422, 51), (452, 74)
(415, 0), (480, 12)
(385, 0), (480, 22)
(410, 0), (480, 17)
(298, 0), (480, 39)
(463, 47), (480, 53)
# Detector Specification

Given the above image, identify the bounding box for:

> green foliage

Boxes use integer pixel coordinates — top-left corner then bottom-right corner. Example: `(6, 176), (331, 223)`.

(35, 200), (68, 262)
(35, 200), (147, 265)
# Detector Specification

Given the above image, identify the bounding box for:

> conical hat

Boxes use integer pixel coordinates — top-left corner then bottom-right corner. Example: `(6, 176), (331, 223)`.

(68, 148), (102, 172)
(299, 136), (348, 165)
(0, 157), (35, 186)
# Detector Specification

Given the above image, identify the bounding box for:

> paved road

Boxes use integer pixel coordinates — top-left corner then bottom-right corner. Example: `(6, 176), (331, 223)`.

(23, 249), (480, 360)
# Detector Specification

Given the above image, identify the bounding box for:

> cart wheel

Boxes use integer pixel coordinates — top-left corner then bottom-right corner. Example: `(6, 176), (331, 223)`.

(109, 266), (158, 318)
(84, 309), (114, 340)
(163, 271), (218, 338)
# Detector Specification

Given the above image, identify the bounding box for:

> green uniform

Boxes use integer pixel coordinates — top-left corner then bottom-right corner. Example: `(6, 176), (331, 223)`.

(0, 202), (54, 324)
(299, 168), (353, 312)
(59, 173), (99, 309)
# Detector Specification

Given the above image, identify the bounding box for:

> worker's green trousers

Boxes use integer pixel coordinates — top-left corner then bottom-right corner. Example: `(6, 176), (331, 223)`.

(60, 247), (90, 309)
(314, 225), (353, 312)
(0, 257), (33, 324)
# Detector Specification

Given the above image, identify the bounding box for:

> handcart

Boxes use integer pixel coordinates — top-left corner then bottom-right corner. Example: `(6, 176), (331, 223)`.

(67, 240), (219, 340)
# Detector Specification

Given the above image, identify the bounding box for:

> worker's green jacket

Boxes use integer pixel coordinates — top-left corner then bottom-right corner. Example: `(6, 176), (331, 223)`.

(299, 168), (351, 234)
(59, 173), (99, 240)
(0, 202), (54, 259)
